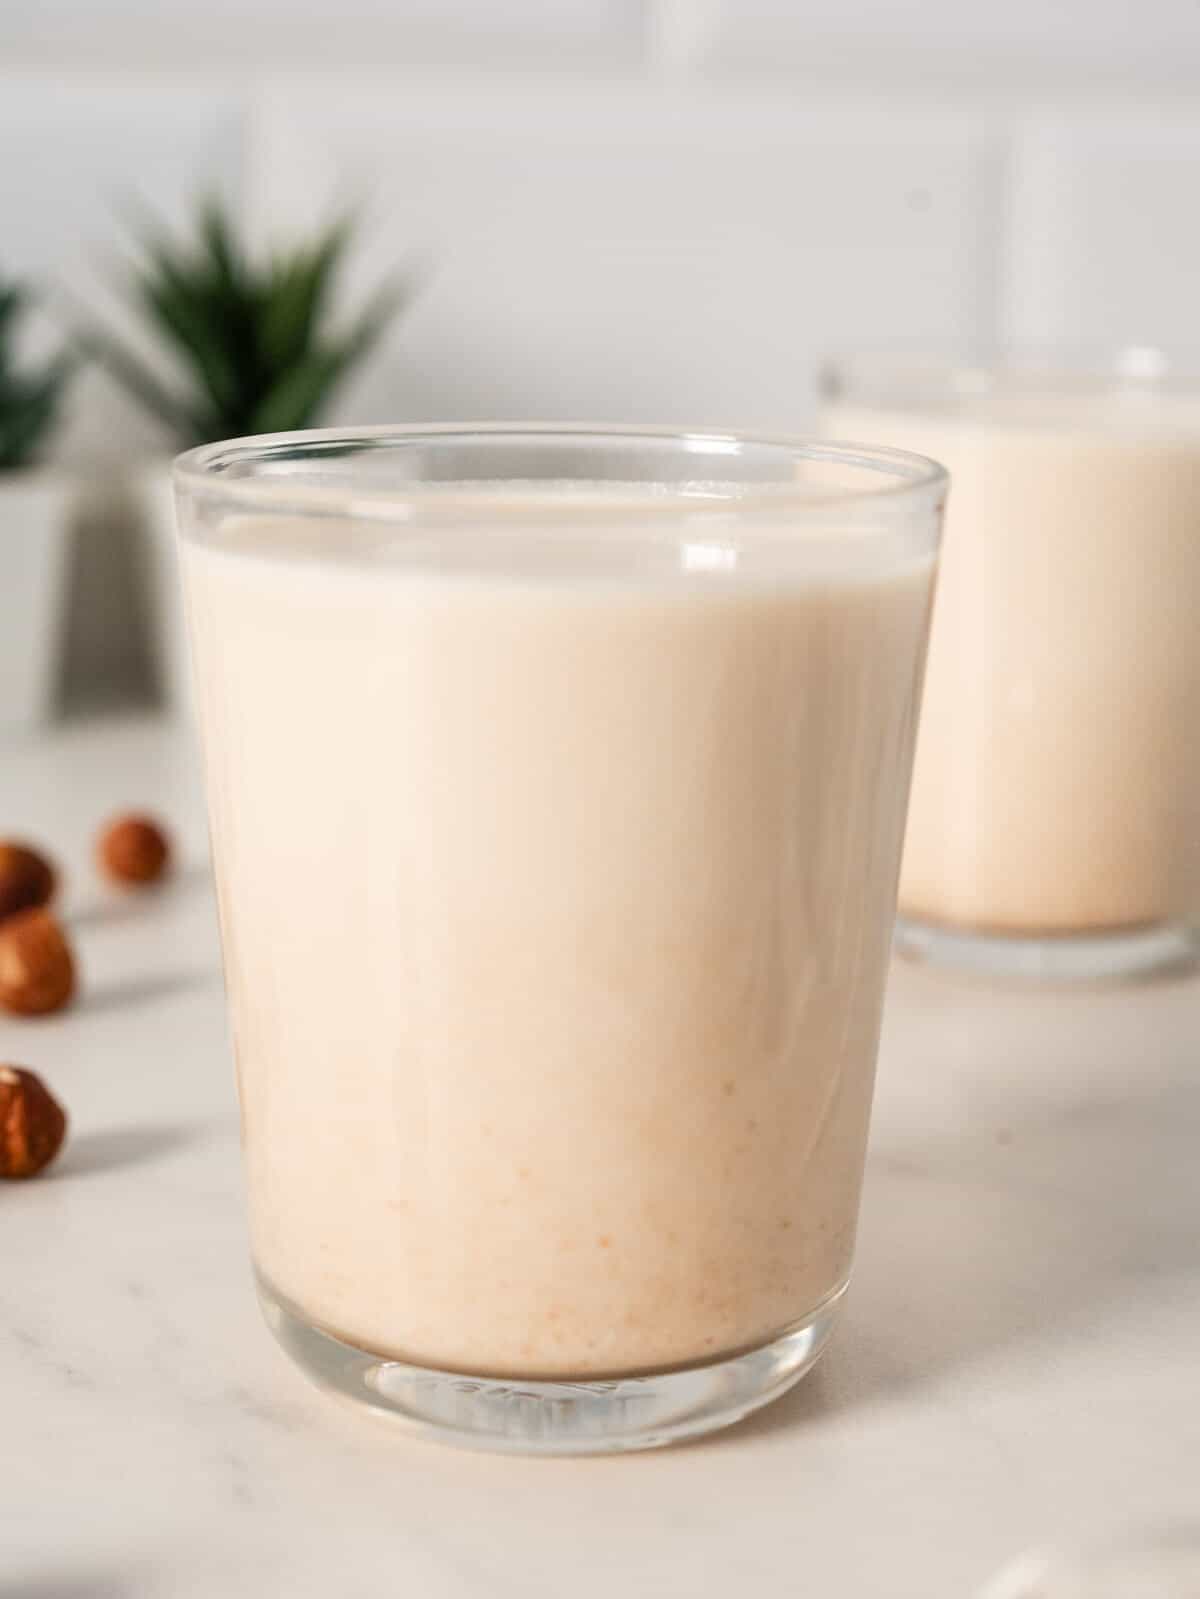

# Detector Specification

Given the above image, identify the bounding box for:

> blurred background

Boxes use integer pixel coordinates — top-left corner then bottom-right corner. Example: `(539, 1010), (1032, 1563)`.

(3, 0), (1200, 713)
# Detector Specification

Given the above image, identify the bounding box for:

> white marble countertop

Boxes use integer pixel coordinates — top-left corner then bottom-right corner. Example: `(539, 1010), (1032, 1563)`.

(4, 714), (1199, 1599)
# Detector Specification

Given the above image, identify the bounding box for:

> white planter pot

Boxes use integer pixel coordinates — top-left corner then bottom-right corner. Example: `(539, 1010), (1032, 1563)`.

(129, 459), (193, 716)
(0, 471), (73, 732)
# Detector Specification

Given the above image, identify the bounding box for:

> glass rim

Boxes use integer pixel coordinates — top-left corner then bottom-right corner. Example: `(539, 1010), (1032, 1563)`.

(822, 344), (1200, 398)
(172, 423), (947, 526)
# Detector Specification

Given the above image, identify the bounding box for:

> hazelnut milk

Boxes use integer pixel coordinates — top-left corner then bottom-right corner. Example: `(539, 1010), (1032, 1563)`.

(824, 400), (1200, 938)
(184, 511), (934, 1378)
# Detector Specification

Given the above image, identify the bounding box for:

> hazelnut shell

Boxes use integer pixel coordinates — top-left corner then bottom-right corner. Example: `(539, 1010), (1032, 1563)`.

(0, 842), (56, 922)
(0, 909), (77, 1016)
(0, 1065), (68, 1179)
(98, 814), (171, 886)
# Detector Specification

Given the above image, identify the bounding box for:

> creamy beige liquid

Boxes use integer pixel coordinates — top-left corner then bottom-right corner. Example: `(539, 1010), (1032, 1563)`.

(825, 403), (1200, 936)
(185, 512), (933, 1378)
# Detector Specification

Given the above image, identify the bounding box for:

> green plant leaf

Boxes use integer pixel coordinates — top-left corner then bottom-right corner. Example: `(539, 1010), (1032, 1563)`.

(197, 196), (243, 297)
(247, 348), (344, 434)
(0, 277), (76, 469)
(139, 269), (240, 424)
(76, 198), (410, 445)
(260, 216), (353, 374)
(0, 283), (28, 353)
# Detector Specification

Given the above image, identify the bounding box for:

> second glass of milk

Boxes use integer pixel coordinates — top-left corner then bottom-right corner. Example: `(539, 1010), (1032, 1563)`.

(823, 354), (1200, 981)
(175, 425), (944, 1453)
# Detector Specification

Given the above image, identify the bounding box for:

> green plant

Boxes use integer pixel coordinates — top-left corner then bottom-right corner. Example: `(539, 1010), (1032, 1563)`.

(84, 199), (405, 448)
(0, 278), (74, 471)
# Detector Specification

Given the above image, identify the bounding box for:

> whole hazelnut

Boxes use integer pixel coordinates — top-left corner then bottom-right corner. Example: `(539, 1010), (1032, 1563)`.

(0, 1065), (68, 1179)
(0, 841), (57, 922)
(97, 814), (171, 886)
(0, 909), (77, 1016)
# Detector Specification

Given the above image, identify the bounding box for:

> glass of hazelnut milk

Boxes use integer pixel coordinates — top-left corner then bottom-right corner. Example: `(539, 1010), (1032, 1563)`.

(174, 426), (944, 1453)
(823, 353), (1200, 981)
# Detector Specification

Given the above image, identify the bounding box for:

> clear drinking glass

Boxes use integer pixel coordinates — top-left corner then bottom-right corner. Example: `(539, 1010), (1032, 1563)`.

(175, 425), (944, 1454)
(822, 353), (1200, 981)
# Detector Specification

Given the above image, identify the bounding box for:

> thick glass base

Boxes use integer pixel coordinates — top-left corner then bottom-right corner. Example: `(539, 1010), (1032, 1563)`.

(895, 913), (1199, 983)
(257, 1276), (844, 1455)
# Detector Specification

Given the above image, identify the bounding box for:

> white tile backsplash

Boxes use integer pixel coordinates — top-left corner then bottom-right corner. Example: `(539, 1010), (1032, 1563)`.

(251, 77), (990, 432)
(1004, 112), (1200, 354)
(0, 74), (246, 463)
(0, 74), (246, 702)
(3, 10), (1200, 702)
(696, 0), (1200, 92)
(1, 0), (643, 68)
